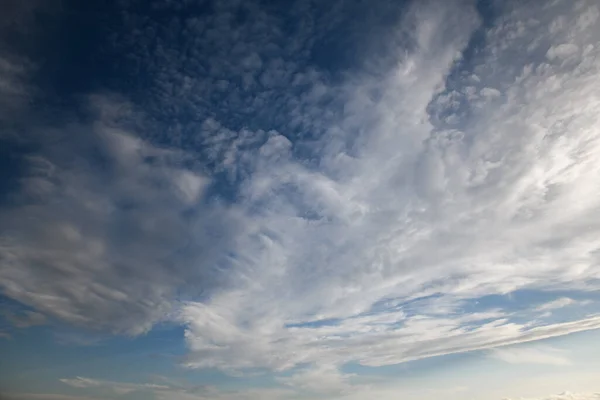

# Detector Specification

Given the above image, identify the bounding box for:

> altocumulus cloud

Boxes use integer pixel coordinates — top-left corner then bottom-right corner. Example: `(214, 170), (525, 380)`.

(1, 0), (600, 397)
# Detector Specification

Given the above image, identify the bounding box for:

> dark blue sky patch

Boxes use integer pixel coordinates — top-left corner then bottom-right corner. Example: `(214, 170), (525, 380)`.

(0, 139), (36, 206)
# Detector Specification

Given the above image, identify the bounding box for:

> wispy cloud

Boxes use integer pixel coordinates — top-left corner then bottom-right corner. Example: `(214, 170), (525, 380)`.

(2, 309), (47, 328)
(534, 298), (591, 312)
(60, 376), (169, 395)
(489, 345), (571, 366)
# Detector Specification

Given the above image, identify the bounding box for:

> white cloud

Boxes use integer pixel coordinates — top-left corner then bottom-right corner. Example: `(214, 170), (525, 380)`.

(547, 43), (580, 60)
(480, 87), (502, 98)
(176, 0), (600, 381)
(534, 297), (582, 312)
(278, 364), (358, 394)
(489, 345), (571, 366)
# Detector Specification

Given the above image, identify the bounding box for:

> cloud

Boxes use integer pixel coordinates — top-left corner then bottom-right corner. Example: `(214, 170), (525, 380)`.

(546, 44), (580, 60)
(0, 56), (34, 124)
(103, 0), (343, 140)
(0, 0), (61, 125)
(60, 376), (169, 395)
(277, 364), (358, 395)
(2, 0), (600, 396)
(489, 345), (571, 366)
(177, 0), (600, 378)
(504, 392), (600, 400)
(180, 306), (600, 372)
(152, 387), (296, 400)
(0, 393), (103, 400)
(1, 309), (47, 328)
(0, 95), (239, 335)
(59, 376), (296, 400)
(534, 297), (586, 312)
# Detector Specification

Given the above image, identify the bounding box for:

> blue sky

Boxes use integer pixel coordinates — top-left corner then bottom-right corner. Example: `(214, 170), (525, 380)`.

(1, 0), (600, 399)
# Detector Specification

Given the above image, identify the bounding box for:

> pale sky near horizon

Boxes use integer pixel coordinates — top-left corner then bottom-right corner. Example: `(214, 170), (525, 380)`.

(2, 0), (600, 399)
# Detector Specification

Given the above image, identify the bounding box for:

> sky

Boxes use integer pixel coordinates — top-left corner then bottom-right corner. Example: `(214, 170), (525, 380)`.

(1, 0), (600, 399)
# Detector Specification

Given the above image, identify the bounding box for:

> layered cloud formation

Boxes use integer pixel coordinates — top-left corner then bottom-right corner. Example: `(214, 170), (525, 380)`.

(1, 0), (600, 398)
